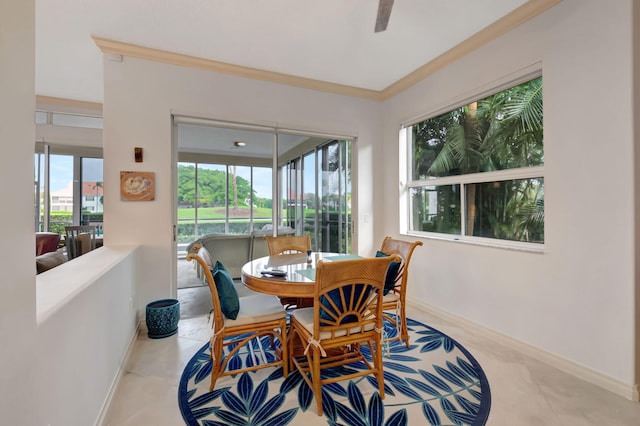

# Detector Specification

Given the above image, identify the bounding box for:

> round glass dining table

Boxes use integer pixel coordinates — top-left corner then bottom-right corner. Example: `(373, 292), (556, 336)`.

(241, 252), (358, 297)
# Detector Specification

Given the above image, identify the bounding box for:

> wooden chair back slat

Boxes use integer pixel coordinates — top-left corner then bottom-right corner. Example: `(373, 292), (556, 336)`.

(265, 235), (311, 256)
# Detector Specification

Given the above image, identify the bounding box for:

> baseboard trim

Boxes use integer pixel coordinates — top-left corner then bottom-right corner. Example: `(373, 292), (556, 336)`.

(408, 299), (639, 402)
(95, 319), (141, 425)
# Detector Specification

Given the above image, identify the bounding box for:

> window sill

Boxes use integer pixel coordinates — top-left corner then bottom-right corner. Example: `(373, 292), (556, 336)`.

(405, 232), (544, 254)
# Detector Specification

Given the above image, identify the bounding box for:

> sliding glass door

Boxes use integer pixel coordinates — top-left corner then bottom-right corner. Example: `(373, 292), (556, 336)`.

(282, 140), (351, 253)
(175, 117), (353, 254)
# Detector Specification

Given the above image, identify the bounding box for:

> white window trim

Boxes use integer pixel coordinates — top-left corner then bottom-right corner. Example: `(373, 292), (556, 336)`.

(406, 229), (545, 253)
(406, 166), (545, 189)
(400, 66), (544, 253)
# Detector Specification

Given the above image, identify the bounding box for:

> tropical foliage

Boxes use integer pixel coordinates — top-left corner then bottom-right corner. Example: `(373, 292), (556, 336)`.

(411, 77), (544, 243)
(178, 165), (254, 208)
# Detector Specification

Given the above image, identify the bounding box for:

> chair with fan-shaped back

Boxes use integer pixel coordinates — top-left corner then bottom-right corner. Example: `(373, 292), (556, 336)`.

(288, 255), (399, 416)
(378, 236), (423, 347)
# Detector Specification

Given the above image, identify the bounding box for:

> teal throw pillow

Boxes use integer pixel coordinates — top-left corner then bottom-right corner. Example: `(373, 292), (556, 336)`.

(211, 260), (228, 274)
(376, 250), (401, 295)
(212, 268), (240, 320)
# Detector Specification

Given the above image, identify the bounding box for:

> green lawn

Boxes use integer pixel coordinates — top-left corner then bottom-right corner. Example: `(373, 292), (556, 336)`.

(177, 206), (273, 219)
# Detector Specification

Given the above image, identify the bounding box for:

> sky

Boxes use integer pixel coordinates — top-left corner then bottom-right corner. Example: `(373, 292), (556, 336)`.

(45, 155), (274, 199)
(44, 156), (103, 192)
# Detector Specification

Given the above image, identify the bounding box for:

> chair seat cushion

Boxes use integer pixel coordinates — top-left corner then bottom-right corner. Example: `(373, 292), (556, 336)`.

(234, 282), (262, 298)
(225, 294), (286, 327)
(212, 268), (240, 320)
(77, 233), (92, 256)
(376, 251), (401, 295)
(382, 291), (400, 304)
(292, 307), (375, 341)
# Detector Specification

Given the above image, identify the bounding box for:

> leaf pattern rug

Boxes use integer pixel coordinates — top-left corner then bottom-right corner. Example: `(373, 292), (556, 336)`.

(178, 315), (491, 425)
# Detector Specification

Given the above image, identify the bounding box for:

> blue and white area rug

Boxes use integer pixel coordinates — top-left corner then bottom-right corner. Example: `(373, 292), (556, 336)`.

(179, 315), (491, 425)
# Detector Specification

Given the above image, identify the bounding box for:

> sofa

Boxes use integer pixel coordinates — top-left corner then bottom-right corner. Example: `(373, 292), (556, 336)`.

(36, 251), (66, 274)
(35, 232), (65, 274)
(186, 227), (295, 280)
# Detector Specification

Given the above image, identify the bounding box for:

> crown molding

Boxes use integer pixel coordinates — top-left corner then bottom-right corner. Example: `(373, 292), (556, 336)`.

(92, 36), (383, 101)
(91, 0), (560, 104)
(36, 95), (103, 113)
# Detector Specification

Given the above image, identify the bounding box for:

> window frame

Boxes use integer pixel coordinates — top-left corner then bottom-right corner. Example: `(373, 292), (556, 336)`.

(401, 68), (544, 253)
(35, 147), (104, 234)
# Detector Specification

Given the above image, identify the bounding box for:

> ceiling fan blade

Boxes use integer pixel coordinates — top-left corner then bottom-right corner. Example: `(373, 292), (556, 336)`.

(375, 0), (394, 32)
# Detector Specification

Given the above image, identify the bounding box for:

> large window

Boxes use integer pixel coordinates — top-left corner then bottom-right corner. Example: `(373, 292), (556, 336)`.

(406, 76), (544, 247)
(35, 149), (104, 236)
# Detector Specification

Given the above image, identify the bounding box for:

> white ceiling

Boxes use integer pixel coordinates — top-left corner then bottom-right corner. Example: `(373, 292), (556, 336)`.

(35, 0), (530, 104)
(177, 124), (312, 159)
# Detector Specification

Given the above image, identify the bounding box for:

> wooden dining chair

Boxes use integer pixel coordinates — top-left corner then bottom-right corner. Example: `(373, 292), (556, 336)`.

(288, 255), (399, 416)
(265, 234), (313, 309)
(187, 250), (289, 391)
(378, 236), (423, 347)
(64, 225), (97, 260)
(265, 234), (311, 256)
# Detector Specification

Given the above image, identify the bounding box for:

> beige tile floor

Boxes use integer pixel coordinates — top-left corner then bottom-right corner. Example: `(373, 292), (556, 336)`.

(103, 273), (640, 425)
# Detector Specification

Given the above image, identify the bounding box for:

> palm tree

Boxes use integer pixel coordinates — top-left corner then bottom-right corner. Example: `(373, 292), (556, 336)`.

(92, 181), (104, 208)
(414, 77), (544, 242)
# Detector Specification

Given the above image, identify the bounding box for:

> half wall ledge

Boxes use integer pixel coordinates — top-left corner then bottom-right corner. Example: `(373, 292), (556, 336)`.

(36, 245), (139, 324)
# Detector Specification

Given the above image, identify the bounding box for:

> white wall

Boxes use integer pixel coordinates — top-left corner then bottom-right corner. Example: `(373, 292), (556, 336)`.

(634, 0), (640, 388)
(383, 0), (636, 389)
(36, 246), (139, 426)
(0, 0), (38, 424)
(103, 58), (383, 311)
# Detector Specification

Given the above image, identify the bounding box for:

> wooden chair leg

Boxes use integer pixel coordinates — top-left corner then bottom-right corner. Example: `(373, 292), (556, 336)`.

(280, 321), (289, 378)
(374, 339), (385, 398)
(311, 347), (323, 416)
(287, 327), (297, 372)
(400, 306), (410, 348)
(209, 343), (223, 391)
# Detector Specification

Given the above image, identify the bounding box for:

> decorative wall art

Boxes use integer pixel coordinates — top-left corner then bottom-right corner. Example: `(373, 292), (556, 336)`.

(120, 171), (155, 201)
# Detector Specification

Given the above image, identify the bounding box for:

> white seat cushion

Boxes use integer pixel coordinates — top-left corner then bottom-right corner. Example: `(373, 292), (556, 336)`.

(234, 282), (262, 298)
(291, 307), (375, 340)
(224, 294), (286, 327)
(382, 292), (400, 303)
